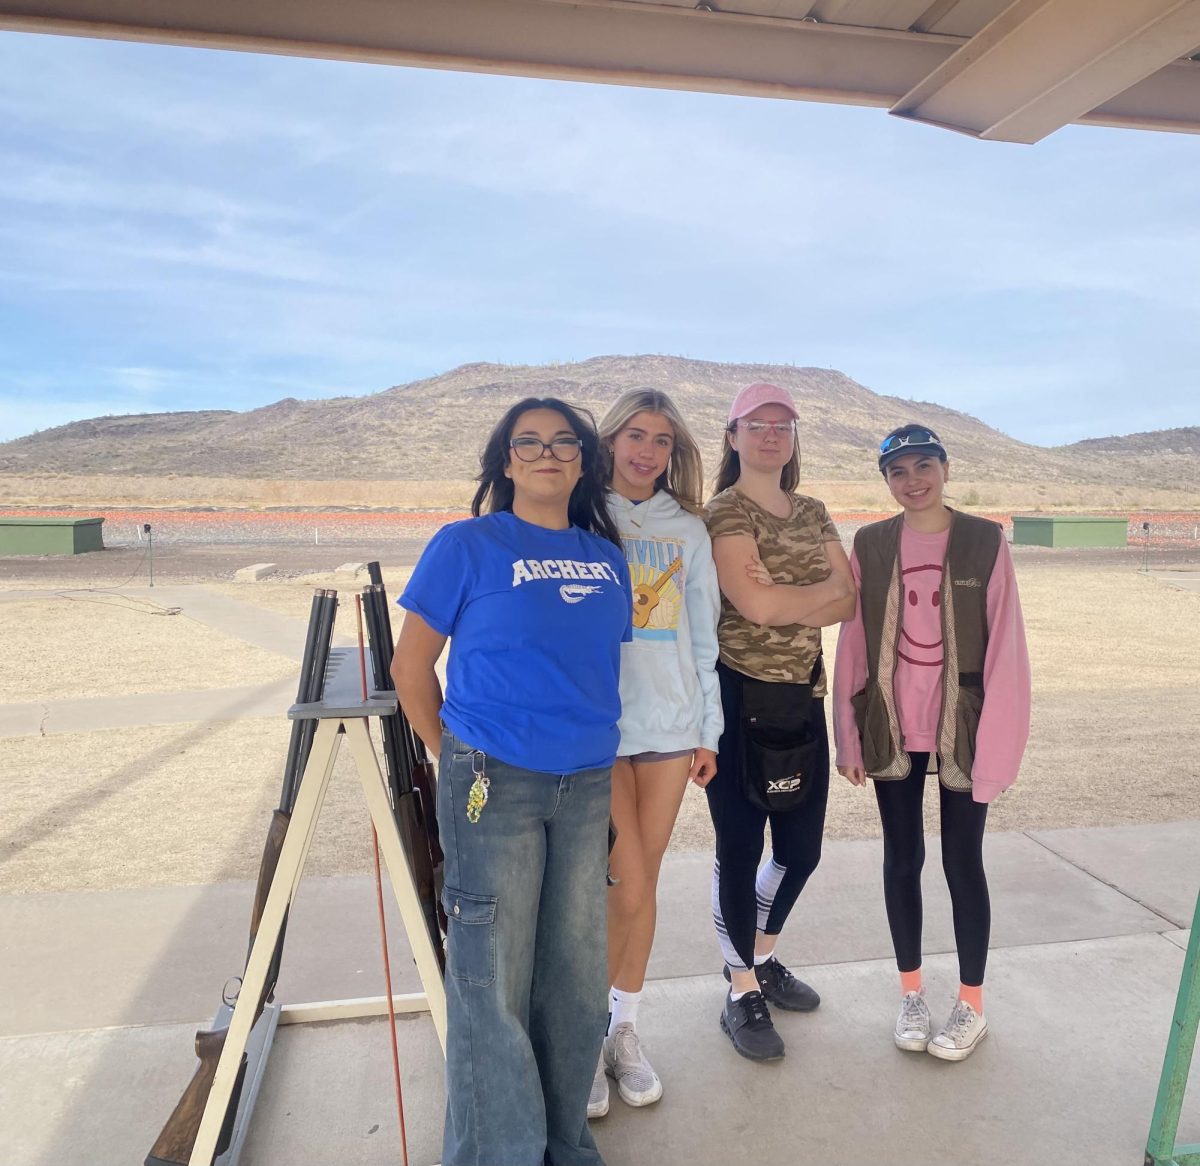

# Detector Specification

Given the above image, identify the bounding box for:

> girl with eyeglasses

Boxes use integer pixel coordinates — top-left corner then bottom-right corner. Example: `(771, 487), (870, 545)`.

(392, 397), (632, 1166)
(703, 382), (856, 1061)
(832, 423), (1030, 1061)
(584, 389), (722, 1117)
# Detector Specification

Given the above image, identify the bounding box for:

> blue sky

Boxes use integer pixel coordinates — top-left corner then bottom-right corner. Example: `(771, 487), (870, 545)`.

(1, 31), (1197, 447)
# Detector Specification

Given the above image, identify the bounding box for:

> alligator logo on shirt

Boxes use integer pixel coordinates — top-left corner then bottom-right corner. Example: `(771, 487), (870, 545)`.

(560, 584), (603, 604)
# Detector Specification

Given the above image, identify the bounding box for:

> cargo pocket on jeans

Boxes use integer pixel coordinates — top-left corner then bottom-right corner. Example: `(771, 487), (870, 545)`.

(444, 887), (497, 987)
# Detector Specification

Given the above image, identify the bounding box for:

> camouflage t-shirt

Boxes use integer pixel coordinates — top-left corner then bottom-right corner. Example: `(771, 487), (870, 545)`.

(704, 488), (841, 690)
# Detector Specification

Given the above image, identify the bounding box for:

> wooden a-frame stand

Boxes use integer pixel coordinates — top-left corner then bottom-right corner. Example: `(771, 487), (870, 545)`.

(189, 658), (447, 1166)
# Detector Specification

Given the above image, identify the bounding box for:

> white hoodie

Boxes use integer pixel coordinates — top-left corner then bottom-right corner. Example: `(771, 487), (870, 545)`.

(606, 489), (724, 756)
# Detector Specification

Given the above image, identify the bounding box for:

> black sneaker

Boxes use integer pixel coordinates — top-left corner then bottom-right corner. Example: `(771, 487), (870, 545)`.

(723, 958), (821, 1012)
(719, 990), (785, 1061)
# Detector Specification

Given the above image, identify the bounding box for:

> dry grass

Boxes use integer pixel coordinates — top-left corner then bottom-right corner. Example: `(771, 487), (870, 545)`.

(0, 595), (296, 701)
(2, 473), (1198, 514)
(1, 560), (1196, 895)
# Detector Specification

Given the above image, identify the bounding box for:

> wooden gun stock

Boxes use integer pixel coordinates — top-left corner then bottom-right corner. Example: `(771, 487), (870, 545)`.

(145, 1030), (246, 1166)
(253, 809), (292, 995)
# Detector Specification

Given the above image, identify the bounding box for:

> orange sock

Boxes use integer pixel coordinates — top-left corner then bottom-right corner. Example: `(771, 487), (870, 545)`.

(959, 983), (984, 1014)
(900, 969), (923, 996)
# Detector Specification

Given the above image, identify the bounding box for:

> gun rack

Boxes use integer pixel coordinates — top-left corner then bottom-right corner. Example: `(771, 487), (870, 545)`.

(189, 646), (447, 1166)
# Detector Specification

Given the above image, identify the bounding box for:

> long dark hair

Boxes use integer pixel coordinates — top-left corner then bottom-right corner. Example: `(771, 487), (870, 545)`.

(714, 425), (802, 494)
(472, 397), (622, 547)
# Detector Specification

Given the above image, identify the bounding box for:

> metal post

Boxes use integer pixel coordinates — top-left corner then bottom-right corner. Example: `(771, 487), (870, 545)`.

(1145, 885), (1200, 1166)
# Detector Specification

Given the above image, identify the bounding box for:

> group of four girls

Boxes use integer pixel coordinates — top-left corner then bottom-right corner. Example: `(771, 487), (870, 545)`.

(392, 382), (1031, 1166)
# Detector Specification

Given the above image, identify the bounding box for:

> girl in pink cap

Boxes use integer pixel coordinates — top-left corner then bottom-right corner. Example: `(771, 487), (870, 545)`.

(832, 423), (1031, 1062)
(703, 381), (856, 1061)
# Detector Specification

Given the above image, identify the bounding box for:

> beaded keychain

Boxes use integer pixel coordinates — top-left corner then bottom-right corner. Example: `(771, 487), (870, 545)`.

(466, 750), (490, 824)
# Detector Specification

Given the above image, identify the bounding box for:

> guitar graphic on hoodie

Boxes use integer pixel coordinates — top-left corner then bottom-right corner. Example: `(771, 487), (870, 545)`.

(632, 557), (682, 630)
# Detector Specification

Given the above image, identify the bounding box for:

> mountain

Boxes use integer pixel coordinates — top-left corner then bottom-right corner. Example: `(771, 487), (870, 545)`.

(0, 355), (1194, 491)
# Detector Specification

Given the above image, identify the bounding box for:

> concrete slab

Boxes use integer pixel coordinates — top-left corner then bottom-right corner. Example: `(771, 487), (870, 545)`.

(5, 826), (1175, 1040)
(0, 876), (425, 1038)
(234, 563), (278, 582)
(6, 931), (1197, 1166)
(117, 585), (355, 660)
(1148, 569), (1200, 594)
(1164, 929), (1192, 951)
(647, 830), (1169, 981)
(1028, 820), (1200, 928)
(0, 676), (298, 739)
(592, 934), (1200, 1166)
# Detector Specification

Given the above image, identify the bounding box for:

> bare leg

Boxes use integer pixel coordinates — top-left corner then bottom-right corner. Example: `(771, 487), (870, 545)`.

(610, 756), (692, 993)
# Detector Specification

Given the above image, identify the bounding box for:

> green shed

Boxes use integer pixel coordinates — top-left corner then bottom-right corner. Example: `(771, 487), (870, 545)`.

(0, 517), (106, 555)
(1011, 515), (1128, 548)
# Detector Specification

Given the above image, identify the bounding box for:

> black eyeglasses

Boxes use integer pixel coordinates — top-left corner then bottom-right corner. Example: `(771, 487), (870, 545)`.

(510, 437), (583, 463)
(880, 428), (941, 454)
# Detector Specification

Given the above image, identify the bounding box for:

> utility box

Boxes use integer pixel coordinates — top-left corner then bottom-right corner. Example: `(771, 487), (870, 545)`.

(0, 516), (105, 555)
(1011, 515), (1128, 548)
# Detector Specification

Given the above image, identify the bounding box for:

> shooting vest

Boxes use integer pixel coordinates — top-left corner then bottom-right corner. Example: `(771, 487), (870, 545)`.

(851, 510), (1001, 790)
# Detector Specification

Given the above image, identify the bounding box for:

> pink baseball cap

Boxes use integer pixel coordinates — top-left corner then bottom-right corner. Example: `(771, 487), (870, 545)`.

(728, 382), (799, 426)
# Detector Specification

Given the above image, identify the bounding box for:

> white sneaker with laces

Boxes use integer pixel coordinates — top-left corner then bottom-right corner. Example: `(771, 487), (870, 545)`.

(894, 989), (931, 1052)
(587, 1050), (609, 1119)
(604, 1022), (663, 1106)
(928, 999), (988, 1062)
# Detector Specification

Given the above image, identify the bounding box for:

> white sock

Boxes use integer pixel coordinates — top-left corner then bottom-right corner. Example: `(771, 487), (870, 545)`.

(609, 987), (641, 1033)
(729, 990), (749, 1002)
(753, 948), (775, 966)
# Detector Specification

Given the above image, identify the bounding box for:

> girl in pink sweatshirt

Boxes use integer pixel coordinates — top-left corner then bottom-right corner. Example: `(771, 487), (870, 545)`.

(832, 424), (1030, 1062)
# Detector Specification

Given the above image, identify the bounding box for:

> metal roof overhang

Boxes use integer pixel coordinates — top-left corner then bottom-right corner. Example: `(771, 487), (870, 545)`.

(0, 0), (1199, 143)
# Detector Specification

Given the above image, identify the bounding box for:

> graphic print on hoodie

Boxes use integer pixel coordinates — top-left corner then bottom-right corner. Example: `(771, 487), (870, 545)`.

(624, 535), (685, 640)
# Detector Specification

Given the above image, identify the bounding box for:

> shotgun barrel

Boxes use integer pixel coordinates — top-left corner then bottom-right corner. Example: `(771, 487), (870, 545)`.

(362, 570), (447, 966)
(145, 589), (338, 1166)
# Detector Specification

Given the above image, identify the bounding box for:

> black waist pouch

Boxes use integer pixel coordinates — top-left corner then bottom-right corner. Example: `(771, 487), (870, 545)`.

(738, 656), (823, 813)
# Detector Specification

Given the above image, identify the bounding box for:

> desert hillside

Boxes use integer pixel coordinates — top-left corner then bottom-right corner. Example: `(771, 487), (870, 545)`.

(1, 355), (1195, 494)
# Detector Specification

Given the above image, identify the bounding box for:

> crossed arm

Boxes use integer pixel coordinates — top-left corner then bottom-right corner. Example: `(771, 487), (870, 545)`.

(713, 534), (857, 628)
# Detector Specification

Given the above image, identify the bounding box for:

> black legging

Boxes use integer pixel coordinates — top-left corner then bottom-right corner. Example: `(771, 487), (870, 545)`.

(873, 751), (990, 986)
(706, 661), (829, 971)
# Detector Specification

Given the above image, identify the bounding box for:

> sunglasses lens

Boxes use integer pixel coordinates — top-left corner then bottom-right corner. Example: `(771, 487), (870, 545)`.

(881, 429), (938, 453)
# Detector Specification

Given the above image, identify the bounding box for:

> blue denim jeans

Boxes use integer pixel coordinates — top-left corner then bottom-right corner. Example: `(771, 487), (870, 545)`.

(438, 729), (611, 1166)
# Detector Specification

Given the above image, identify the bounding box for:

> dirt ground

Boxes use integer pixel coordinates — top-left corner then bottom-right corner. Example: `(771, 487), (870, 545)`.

(0, 557), (1197, 895)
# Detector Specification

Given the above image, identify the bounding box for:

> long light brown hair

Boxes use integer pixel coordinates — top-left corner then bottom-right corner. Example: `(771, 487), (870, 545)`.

(598, 388), (705, 513)
(714, 423), (802, 494)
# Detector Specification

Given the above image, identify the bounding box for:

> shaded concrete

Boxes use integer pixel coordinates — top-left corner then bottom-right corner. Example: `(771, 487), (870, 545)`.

(6, 934), (1197, 1166)
(0, 876), (422, 1038)
(646, 830), (1168, 981)
(3, 825), (1199, 1166)
(1028, 820), (1200, 928)
(3, 830), (1173, 1039)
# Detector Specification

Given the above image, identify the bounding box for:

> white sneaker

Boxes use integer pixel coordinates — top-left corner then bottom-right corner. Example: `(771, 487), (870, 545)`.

(604, 1022), (663, 1107)
(587, 1050), (609, 1119)
(928, 999), (988, 1062)
(894, 989), (931, 1052)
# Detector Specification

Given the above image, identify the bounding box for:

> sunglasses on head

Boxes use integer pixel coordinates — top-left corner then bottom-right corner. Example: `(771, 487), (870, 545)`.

(880, 428), (941, 454)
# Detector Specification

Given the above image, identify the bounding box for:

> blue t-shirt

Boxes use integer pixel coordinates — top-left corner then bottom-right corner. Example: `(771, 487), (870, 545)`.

(399, 511), (633, 774)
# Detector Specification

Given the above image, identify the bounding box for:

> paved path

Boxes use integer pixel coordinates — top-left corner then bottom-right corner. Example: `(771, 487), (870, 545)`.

(3, 820), (1197, 1166)
(0, 584), (367, 738)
